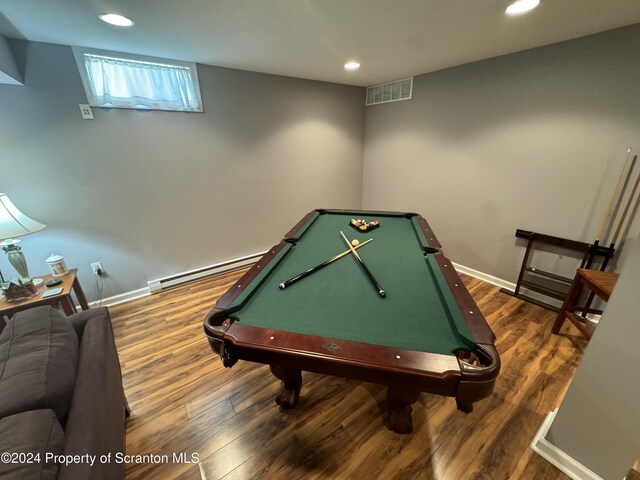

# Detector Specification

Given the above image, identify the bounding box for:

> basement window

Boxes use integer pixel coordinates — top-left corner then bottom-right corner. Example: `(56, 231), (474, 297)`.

(73, 48), (203, 112)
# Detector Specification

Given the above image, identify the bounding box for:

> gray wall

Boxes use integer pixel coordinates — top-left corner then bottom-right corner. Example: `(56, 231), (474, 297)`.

(363, 25), (640, 282)
(0, 33), (21, 84)
(0, 41), (365, 300)
(546, 235), (640, 479)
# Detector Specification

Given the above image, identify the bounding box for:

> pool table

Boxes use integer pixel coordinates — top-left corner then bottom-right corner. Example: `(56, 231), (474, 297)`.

(204, 209), (500, 433)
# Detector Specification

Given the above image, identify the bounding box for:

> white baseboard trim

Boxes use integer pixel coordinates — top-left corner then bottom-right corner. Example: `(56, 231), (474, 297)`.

(531, 410), (603, 480)
(72, 253), (265, 311)
(86, 287), (151, 309)
(452, 262), (516, 291)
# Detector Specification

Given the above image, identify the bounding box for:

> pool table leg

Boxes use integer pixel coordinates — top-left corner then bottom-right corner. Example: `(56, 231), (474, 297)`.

(270, 365), (302, 409)
(387, 388), (420, 434)
(455, 399), (473, 413)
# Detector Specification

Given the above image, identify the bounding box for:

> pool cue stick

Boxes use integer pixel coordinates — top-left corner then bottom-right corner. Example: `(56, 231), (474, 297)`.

(594, 148), (633, 244)
(609, 157), (640, 251)
(586, 148), (634, 268)
(582, 152), (636, 316)
(279, 239), (372, 290)
(339, 230), (386, 298)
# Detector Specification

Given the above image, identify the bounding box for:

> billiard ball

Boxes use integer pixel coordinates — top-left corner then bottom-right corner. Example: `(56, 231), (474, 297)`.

(351, 239), (360, 246)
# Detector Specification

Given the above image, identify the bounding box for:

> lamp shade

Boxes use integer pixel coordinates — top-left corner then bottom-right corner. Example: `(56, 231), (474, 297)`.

(0, 193), (46, 240)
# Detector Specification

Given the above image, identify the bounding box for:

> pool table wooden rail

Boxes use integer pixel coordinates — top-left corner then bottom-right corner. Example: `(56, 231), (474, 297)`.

(280, 208), (440, 250)
(207, 316), (462, 387)
(205, 271), (499, 400)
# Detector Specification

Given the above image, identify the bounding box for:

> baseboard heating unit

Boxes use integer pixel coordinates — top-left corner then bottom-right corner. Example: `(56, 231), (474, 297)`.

(147, 251), (266, 293)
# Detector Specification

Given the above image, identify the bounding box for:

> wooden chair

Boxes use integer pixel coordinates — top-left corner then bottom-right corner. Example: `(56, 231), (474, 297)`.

(552, 268), (619, 340)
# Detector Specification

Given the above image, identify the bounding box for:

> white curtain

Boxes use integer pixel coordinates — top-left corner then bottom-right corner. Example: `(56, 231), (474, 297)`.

(84, 54), (201, 111)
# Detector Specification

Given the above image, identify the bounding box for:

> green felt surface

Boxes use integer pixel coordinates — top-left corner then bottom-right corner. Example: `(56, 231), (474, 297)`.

(228, 211), (476, 355)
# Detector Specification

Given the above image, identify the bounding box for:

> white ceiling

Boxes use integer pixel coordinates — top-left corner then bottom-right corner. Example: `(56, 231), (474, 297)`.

(1, 0), (639, 87)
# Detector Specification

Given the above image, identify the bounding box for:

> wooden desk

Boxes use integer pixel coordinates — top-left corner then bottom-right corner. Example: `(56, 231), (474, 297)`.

(552, 268), (619, 340)
(0, 268), (89, 319)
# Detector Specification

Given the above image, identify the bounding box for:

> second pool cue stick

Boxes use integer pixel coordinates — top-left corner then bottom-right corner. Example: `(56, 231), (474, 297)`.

(587, 147), (634, 268)
(584, 152), (636, 315)
(594, 147), (633, 244)
(279, 239), (372, 290)
(340, 231), (386, 298)
(610, 157), (640, 250)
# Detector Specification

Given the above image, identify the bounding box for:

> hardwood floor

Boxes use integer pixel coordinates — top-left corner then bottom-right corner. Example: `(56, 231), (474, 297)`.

(110, 268), (595, 479)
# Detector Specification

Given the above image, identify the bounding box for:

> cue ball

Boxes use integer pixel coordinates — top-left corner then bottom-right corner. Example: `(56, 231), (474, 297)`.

(351, 239), (360, 246)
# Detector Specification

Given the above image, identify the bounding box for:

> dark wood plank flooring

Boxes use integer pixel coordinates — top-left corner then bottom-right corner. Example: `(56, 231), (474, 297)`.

(108, 268), (629, 479)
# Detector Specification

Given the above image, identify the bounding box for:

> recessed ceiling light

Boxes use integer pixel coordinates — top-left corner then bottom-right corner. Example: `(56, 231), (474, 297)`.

(505, 0), (540, 15)
(99, 13), (135, 27)
(344, 61), (360, 71)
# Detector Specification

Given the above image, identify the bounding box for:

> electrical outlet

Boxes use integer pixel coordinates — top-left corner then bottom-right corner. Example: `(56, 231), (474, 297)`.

(79, 104), (94, 120)
(91, 262), (104, 275)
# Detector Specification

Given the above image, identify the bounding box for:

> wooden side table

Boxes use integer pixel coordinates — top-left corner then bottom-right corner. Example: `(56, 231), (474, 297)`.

(552, 268), (619, 340)
(0, 268), (89, 319)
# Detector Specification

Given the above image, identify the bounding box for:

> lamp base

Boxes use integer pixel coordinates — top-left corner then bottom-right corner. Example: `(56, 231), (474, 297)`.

(1, 239), (34, 280)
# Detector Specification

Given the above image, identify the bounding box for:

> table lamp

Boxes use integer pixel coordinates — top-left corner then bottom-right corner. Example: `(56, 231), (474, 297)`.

(0, 193), (46, 285)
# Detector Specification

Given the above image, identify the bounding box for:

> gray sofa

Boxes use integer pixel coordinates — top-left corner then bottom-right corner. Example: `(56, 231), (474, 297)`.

(0, 306), (127, 480)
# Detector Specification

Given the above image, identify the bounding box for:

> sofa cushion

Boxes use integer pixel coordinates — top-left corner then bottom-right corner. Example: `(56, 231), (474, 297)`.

(58, 308), (127, 480)
(0, 306), (79, 421)
(0, 409), (66, 480)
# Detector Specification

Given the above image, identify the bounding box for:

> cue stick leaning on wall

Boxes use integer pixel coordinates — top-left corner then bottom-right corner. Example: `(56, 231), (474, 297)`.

(596, 153), (638, 273)
(584, 147), (633, 270)
(609, 156), (640, 252)
(593, 148), (633, 246)
(583, 151), (636, 315)
(279, 239), (372, 290)
(339, 231), (386, 298)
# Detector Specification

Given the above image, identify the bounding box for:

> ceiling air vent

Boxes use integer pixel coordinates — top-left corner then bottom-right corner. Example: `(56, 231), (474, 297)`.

(366, 77), (413, 106)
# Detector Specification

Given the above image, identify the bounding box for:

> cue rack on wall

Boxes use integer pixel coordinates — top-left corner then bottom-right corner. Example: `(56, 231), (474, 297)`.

(500, 230), (613, 312)
(503, 148), (639, 313)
